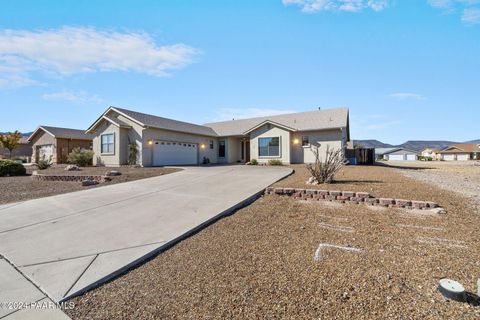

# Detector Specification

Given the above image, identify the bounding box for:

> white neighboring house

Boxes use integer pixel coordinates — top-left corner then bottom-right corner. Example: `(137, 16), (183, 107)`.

(375, 148), (419, 161)
(86, 106), (351, 167)
(439, 144), (480, 161)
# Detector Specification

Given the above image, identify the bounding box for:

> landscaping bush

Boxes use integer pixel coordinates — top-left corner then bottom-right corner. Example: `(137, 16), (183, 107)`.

(268, 159), (283, 166)
(0, 159), (26, 176)
(202, 157), (210, 164)
(247, 159), (258, 165)
(306, 144), (346, 184)
(67, 148), (94, 167)
(128, 143), (138, 165)
(36, 158), (51, 170)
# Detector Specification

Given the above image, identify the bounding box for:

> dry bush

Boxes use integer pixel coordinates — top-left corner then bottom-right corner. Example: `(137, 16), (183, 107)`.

(306, 144), (346, 184)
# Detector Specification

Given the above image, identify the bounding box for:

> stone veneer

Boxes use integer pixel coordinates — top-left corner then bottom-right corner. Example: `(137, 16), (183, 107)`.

(265, 187), (445, 212)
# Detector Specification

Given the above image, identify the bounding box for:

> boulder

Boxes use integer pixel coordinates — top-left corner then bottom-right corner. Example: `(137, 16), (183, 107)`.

(105, 170), (122, 177)
(82, 179), (99, 187)
(65, 165), (80, 171)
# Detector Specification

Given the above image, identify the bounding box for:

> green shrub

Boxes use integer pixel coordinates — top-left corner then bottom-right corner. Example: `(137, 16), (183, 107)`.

(0, 159), (26, 176)
(268, 159), (283, 166)
(36, 159), (51, 170)
(67, 148), (94, 167)
(247, 159), (258, 165)
(202, 157), (210, 164)
(128, 143), (138, 165)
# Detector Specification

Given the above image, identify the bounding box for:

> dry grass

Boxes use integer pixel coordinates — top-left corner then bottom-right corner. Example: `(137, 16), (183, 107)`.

(0, 166), (180, 205)
(67, 165), (480, 320)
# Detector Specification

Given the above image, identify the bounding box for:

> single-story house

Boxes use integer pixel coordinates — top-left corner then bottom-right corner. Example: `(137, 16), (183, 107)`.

(0, 136), (32, 160)
(375, 148), (419, 161)
(421, 148), (441, 160)
(439, 144), (480, 161)
(28, 126), (94, 164)
(86, 106), (350, 167)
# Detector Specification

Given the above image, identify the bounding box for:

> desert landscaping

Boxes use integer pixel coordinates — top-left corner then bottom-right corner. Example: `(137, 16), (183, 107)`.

(66, 164), (480, 320)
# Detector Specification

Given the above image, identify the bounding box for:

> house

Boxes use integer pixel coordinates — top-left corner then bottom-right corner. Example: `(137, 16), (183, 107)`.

(86, 106), (350, 167)
(0, 136), (32, 160)
(375, 147), (419, 161)
(439, 144), (480, 161)
(421, 148), (441, 160)
(28, 126), (94, 164)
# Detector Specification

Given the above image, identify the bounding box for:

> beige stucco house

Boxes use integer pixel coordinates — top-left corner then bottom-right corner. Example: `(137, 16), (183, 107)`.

(28, 126), (94, 164)
(86, 106), (350, 167)
(439, 144), (480, 161)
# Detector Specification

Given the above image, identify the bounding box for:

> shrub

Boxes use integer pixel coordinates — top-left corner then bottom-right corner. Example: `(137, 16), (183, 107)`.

(268, 159), (283, 166)
(306, 144), (346, 184)
(202, 157), (210, 164)
(128, 143), (138, 165)
(0, 159), (26, 176)
(36, 158), (51, 170)
(247, 159), (258, 165)
(67, 148), (94, 167)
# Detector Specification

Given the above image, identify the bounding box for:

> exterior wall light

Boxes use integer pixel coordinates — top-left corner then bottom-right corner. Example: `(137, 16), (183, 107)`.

(293, 138), (299, 145)
(200, 144), (206, 149)
(148, 139), (153, 145)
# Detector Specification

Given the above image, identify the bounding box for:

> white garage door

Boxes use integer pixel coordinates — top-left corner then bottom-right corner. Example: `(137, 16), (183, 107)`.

(406, 154), (417, 161)
(443, 154), (455, 161)
(38, 145), (53, 161)
(153, 141), (198, 166)
(388, 154), (405, 161)
(457, 154), (469, 161)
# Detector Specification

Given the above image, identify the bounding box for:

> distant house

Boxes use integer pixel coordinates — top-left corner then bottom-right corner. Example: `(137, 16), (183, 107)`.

(375, 147), (419, 161)
(28, 126), (94, 164)
(439, 144), (480, 161)
(0, 136), (32, 160)
(421, 148), (441, 160)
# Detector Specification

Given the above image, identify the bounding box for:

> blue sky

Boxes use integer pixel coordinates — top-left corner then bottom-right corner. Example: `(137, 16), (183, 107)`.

(0, 0), (478, 144)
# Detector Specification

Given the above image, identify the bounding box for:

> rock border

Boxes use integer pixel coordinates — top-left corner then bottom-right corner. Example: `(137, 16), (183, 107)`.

(31, 171), (110, 183)
(265, 187), (446, 213)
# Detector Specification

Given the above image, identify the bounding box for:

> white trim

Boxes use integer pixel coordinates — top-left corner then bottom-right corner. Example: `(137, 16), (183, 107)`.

(110, 107), (145, 127)
(258, 136), (281, 158)
(243, 120), (297, 135)
(86, 106), (144, 133)
(27, 126), (56, 141)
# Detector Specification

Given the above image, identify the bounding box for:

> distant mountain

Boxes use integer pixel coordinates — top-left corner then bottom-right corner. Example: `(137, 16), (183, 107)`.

(353, 139), (393, 149)
(353, 139), (480, 151)
(0, 131), (32, 136)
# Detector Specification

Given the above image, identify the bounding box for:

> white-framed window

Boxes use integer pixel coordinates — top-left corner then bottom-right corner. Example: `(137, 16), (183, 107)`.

(301, 136), (310, 147)
(101, 133), (115, 154)
(258, 137), (280, 157)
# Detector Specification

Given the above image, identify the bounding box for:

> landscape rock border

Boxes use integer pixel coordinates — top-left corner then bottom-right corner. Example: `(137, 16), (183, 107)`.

(265, 187), (446, 213)
(31, 171), (111, 183)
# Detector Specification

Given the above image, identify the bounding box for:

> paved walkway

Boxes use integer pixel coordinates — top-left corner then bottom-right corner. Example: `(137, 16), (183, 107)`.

(0, 165), (291, 318)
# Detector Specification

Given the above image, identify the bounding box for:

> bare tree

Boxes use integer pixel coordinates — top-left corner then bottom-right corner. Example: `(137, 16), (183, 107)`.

(306, 144), (346, 184)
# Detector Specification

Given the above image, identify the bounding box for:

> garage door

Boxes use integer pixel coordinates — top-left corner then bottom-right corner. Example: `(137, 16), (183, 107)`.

(38, 145), (53, 162)
(388, 154), (405, 161)
(153, 141), (198, 166)
(406, 154), (417, 161)
(443, 154), (455, 161)
(457, 154), (469, 161)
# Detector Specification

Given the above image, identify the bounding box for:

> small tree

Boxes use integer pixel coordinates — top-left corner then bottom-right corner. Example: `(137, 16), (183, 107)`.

(306, 144), (346, 184)
(128, 142), (138, 165)
(0, 131), (22, 159)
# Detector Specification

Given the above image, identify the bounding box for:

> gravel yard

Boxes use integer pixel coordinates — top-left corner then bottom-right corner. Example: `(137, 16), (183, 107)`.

(0, 166), (180, 205)
(67, 165), (480, 319)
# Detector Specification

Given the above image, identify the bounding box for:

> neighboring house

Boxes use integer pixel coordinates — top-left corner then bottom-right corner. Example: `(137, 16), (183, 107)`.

(375, 147), (419, 161)
(439, 144), (480, 161)
(421, 148), (441, 160)
(0, 136), (32, 160)
(28, 126), (94, 164)
(86, 106), (350, 166)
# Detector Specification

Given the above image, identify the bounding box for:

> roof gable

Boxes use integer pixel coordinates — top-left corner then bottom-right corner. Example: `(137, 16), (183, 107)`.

(28, 126), (94, 141)
(243, 120), (297, 135)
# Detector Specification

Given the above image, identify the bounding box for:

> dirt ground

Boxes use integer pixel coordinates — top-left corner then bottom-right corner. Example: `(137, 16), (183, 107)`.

(0, 166), (180, 205)
(67, 165), (480, 320)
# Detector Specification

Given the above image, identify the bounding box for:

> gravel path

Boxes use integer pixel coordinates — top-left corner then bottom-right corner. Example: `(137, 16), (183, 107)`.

(0, 166), (180, 205)
(67, 165), (480, 319)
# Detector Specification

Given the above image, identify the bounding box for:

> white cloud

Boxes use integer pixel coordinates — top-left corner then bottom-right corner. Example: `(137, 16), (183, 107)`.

(389, 93), (426, 101)
(462, 7), (480, 23)
(428, 0), (480, 23)
(0, 26), (199, 88)
(212, 108), (297, 122)
(42, 90), (103, 104)
(282, 0), (389, 13)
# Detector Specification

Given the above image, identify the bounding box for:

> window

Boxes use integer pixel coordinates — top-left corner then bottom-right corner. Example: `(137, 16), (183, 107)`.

(219, 140), (226, 158)
(258, 137), (280, 157)
(301, 136), (310, 147)
(209, 140), (214, 149)
(101, 133), (114, 154)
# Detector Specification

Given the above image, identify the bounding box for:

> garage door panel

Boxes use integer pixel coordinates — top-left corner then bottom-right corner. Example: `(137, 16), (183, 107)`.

(406, 154), (417, 161)
(457, 154), (469, 161)
(39, 145), (53, 162)
(443, 154), (455, 161)
(388, 155), (405, 161)
(153, 141), (198, 166)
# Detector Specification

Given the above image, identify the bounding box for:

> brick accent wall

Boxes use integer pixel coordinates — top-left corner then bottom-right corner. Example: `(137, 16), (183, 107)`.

(31, 171), (107, 182)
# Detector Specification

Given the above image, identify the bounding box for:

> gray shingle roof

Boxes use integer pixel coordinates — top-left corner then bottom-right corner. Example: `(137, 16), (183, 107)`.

(113, 107), (218, 137)
(36, 126), (94, 140)
(204, 108), (349, 136)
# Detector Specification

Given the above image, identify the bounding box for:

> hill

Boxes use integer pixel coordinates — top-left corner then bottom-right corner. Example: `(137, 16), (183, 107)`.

(353, 139), (480, 151)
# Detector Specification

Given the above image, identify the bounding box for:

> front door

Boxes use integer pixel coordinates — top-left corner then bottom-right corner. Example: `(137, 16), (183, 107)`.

(245, 140), (250, 162)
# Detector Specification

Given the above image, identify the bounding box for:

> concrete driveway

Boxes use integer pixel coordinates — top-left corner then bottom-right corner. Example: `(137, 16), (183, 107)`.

(0, 165), (291, 317)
